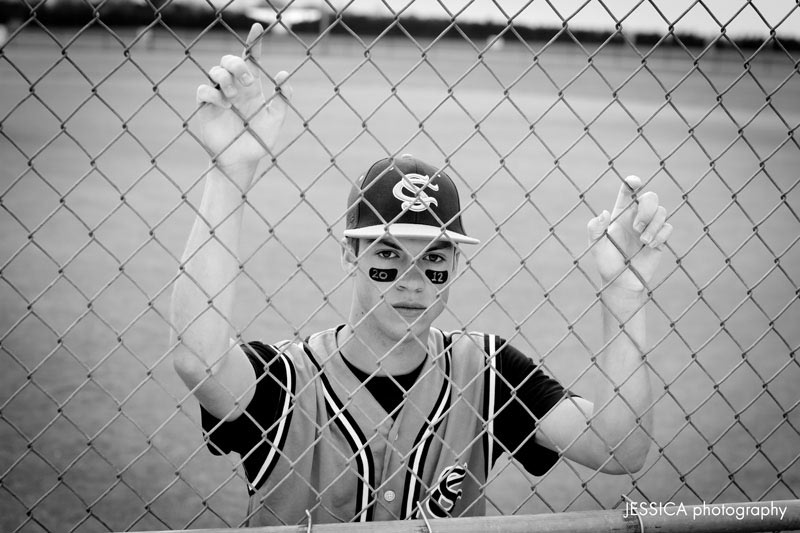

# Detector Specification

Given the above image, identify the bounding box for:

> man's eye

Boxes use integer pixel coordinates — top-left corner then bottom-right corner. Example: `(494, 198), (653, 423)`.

(377, 250), (397, 259)
(424, 254), (445, 263)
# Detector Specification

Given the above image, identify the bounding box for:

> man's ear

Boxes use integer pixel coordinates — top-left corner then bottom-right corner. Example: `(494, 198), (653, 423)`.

(341, 238), (358, 273)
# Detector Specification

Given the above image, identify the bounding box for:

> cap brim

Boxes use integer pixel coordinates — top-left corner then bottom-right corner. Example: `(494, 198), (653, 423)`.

(343, 223), (480, 245)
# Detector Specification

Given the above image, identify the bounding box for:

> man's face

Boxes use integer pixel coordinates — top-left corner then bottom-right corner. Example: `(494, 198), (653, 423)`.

(347, 236), (457, 342)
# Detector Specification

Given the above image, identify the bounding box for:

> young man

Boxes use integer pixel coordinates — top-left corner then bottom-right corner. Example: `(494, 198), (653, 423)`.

(170, 24), (673, 526)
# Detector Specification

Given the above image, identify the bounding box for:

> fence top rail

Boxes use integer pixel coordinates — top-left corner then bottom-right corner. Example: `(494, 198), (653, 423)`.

(130, 499), (800, 533)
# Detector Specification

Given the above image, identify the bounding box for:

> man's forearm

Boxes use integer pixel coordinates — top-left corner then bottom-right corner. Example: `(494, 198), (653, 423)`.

(592, 285), (654, 470)
(170, 164), (255, 377)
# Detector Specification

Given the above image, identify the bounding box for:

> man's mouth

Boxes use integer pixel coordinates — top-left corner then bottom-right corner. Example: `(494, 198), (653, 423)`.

(392, 303), (428, 315)
(392, 302), (427, 310)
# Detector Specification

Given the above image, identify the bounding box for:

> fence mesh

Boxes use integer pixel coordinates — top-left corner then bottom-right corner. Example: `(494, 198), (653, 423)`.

(1, 0), (799, 531)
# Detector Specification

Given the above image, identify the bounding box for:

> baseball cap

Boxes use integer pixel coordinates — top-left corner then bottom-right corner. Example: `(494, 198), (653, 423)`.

(344, 155), (479, 245)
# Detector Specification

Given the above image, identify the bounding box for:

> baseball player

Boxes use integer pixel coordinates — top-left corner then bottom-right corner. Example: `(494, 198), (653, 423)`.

(170, 24), (673, 527)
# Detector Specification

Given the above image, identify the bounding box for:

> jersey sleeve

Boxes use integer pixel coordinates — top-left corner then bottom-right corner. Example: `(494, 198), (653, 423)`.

(488, 336), (573, 476)
(200, 342), (288, 458)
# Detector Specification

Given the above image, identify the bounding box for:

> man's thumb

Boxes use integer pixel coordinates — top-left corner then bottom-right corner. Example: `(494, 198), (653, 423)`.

(587, 210), (611, 244)
(266, 70), (292, 126)
(274, 71), (293, 102)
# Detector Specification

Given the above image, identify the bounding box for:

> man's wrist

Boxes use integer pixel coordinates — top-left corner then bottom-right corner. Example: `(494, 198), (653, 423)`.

(215, 159), (259, 178)
(601, 282), (646, 300)
(600, 283), (647, 319)
(209, 159), (260, 191)
(598, 282), (648, 361)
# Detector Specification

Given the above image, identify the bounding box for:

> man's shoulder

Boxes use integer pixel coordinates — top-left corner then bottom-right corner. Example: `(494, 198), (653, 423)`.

(441, 329), (493, 369)
(442, 329), (501, 353)
(244, 326), (341, 369)
(251, 325), (337, 346)
(443, 330), (534, 368)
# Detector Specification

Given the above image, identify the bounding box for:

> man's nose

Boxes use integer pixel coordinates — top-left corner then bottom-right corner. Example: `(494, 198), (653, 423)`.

(396, 264), (425, 292)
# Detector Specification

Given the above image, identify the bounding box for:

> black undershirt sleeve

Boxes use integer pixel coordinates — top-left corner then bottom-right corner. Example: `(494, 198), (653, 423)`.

(491, 337), (573, 476)
(199, 342), (286, 457)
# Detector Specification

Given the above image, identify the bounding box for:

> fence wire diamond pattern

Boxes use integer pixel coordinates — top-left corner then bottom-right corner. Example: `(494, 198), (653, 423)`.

(1, 0), (799, 531)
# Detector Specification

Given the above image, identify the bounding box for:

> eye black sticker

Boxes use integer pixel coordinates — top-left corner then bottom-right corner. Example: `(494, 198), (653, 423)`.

(369, 268), (397, 282)
(425, 270), (448, 284)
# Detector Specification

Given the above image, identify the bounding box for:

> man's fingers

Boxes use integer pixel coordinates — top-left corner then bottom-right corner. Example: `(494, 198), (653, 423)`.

(209, 66), (237, 98)
(262, 70), (293, 124)
(587, 210), (610, 243)
(243, 23), (263, 64)
(274, 71), (292, 96)
(611, 175), (642, 218)
(196, 84), (230, 108)
(632, 191), (659, 234)
(640, 205), (666, 246)
(272, 70), (293, 102)
(220, 55), (255, 87)
(649, 222), (673, 249)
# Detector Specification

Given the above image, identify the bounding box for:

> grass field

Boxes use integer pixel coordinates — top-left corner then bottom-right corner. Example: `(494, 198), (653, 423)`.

(1, 25), (799, 532)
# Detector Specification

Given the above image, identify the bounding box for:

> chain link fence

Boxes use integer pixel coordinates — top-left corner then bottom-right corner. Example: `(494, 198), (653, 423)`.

(1, 0), (799, 531)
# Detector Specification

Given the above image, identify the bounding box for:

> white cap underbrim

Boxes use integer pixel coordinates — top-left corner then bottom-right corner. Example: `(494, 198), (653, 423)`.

(343, 223), (480, 245)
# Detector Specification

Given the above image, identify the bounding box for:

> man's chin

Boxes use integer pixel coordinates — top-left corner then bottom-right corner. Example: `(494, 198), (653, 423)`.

(396, 307), (443, 335)
(376, 310), (431, 339)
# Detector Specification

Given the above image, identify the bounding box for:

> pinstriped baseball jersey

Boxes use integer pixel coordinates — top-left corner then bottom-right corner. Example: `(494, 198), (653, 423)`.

(200, 327), (568, 526)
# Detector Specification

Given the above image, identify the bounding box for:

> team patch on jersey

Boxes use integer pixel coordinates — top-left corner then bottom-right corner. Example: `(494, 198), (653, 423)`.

(415, 462), (467, 519)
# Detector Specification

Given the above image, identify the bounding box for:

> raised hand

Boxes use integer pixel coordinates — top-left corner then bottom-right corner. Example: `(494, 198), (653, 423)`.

(587, 176), (673, 291)
(195, 23), (292, 185)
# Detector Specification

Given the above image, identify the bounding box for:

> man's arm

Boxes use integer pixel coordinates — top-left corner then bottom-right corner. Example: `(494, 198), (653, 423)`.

(536, 175), (673, 474)
(169, 23), (292, 422)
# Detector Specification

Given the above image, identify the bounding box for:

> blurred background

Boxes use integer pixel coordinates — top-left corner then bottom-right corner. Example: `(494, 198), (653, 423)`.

(1, 1), (798, 531)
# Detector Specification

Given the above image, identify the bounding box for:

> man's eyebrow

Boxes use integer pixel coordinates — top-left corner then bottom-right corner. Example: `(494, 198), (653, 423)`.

(425, 241), (453, 252)
(373, 238), (402, 251)
(372, 238), (453, 253)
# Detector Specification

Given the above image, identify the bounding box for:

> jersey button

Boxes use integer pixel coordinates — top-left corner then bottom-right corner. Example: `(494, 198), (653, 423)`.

(384, 490), (396, 502)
